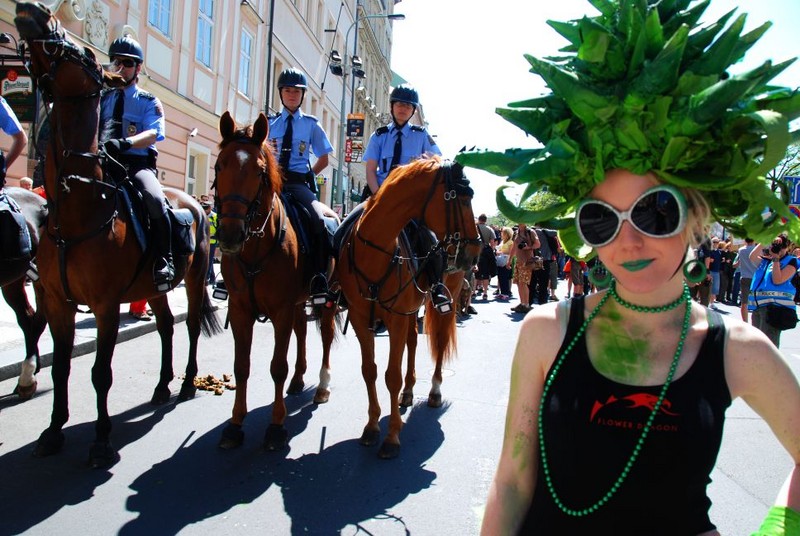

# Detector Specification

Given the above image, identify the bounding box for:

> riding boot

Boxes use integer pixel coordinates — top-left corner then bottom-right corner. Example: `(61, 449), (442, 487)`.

(152, 215), (175, 292)
(308, 225), (329, 306)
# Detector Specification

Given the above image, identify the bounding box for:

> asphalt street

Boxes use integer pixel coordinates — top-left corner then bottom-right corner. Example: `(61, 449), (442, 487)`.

(0, 279), (798, 535)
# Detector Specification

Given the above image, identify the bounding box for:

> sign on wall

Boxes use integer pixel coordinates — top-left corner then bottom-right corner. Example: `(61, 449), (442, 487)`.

(0, 65), (35, 123)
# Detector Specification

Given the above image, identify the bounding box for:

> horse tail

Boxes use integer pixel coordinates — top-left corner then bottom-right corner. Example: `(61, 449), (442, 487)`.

(200, 287), (224, 337)
(423, 301), (457, 364)
(311, 303), (345, 341)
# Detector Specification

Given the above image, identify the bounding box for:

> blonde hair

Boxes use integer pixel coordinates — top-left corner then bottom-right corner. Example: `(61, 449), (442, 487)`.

(501, 226), (513, 242)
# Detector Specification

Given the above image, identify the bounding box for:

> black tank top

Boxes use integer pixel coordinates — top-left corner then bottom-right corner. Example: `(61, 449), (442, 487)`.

(520, 296), (731, 535)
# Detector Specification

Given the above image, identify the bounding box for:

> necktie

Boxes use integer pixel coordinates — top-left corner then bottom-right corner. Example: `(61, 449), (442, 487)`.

(390, 130), (402, 170)
(279, 114), (293, 170)
(111, 89), (125, 139)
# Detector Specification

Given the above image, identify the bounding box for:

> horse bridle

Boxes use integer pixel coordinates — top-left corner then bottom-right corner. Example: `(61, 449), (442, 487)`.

(349, 161), (480, 314)
(212, 137), (281, 241)
(213, 137), (288, 321)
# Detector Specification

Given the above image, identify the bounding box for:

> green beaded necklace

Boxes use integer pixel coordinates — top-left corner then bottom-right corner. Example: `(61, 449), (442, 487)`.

(538, 280), (692, 517)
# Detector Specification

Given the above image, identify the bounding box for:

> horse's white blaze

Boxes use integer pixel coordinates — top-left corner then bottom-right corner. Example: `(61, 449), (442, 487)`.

(318, 367), (331, 390)
(19, 354), (37, 386)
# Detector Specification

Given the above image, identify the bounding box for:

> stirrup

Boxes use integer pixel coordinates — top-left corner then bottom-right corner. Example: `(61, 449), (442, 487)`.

(309, 274), (329, 306)
(26, 262), (39, 282)
(153, 259), (175, 292)
(430, 284), (453, 315)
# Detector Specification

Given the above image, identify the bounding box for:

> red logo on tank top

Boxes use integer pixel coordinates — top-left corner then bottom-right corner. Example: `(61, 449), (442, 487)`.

(590, 393), (680, 431)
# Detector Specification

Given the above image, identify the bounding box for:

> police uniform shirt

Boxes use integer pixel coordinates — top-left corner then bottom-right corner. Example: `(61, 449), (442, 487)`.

(268, 109), (333, 174)
(99, 85), (166, 157)
(0, 96), (22, 137)
(364, 122), (441, 186)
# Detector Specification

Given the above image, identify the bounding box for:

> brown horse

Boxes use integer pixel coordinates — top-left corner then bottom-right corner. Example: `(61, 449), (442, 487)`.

(0, 186), (48, 399)
(214, 111), (338, 450)
(14, 2), (221, 467)
(335, 157), (480, 458)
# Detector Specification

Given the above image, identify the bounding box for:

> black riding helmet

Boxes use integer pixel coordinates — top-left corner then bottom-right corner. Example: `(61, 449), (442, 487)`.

(108, 35), (144, 63)
(390, 84), (419, 125)
(278, 68), (308, 108)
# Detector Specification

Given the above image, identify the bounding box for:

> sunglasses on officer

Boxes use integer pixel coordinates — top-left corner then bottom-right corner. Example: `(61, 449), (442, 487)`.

(576, 184), (688, 248)
(111, 57), (138, 69)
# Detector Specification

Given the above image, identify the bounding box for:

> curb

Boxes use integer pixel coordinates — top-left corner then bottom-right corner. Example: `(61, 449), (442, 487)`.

(0, 308), (215, 384)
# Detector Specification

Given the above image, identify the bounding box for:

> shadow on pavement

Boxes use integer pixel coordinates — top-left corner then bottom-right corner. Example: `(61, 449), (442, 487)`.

(118, 393), (445, 535)
(0, 399), (178, 535)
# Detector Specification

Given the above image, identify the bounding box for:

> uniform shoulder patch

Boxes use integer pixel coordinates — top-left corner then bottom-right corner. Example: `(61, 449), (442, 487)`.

(376, 126), (390, 136)
(137, 90), (156, 100)
(100, 88), (115, 98)
(427, 134), (436, 145)
(410, 125), (425, 132)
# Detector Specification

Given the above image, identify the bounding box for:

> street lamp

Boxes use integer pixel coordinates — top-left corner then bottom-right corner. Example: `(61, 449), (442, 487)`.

(333, 12), (404, 210)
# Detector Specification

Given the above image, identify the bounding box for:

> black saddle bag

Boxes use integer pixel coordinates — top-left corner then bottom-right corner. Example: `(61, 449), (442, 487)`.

(0, 200), (32, 261)
(169, 208), (195, 256)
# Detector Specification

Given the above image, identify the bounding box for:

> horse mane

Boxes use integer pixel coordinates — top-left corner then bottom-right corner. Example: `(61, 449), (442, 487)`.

(218, 124), (282, 195)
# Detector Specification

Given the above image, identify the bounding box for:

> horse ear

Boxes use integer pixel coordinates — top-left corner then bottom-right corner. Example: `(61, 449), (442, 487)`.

(252, 113), (269, 145)
(220, 111), (235, 140)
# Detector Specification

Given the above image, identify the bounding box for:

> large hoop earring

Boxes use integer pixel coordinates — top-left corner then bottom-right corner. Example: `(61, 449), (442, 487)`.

(683, 259), (707, 284)
(588, 264), (612, 287)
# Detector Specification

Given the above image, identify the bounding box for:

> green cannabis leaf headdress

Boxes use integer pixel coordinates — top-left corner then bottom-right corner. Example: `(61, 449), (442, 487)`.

(456, 0), (800, 257)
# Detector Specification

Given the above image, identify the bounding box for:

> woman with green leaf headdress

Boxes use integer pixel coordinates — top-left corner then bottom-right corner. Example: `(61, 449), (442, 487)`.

(460, 1), (800, 534)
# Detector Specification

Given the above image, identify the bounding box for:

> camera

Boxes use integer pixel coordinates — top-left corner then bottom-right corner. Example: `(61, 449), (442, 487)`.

(770, 242), (783, 254)
(518, 241), (527, 249)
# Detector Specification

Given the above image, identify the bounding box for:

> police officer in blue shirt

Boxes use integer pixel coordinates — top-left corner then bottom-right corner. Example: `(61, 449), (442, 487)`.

(269, 68), (334, 305)
(363, 84), (451, 313)
(0, 95), (28, 189)
(363, 84), (440, 195)
(99, 36), (173, 291)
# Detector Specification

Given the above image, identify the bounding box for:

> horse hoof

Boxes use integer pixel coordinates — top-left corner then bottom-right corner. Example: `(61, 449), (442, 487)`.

(286, 378), (305, 395)
(399, 392), (414, 408)
(88, 441), (117, 469)
(151, 387), (171, 405)
(427, 393), (443, 408)
(359, 428), (380, 447)
(218, 424), (244, 450)
(177, 384), (197, 402)
(33, 429), (65, 458)
(263, 424), (288, 451)
(15, 380), (38, 401)
(378, 441), (400, 459)
(313, 388), (330, 404)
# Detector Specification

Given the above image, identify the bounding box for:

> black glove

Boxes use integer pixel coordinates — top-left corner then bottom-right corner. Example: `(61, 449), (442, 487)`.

(104, 138), (132, 155)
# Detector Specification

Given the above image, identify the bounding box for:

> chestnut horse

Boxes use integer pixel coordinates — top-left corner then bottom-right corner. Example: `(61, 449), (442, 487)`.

(214, 112), (339, 450)
(336, 157), (480, 458)
(15, 2), (221, 467)
(1, 186), (48, 399)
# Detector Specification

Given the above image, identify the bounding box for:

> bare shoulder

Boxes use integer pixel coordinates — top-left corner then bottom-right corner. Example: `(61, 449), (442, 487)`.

(515, 299), (574, 375)
(721, 316), (799, 399)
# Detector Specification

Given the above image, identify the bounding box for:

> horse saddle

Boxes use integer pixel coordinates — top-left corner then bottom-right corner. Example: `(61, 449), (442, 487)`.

(0, 191), (33, 261)
(118, 182), (195, 256)
(280, 191), (337, 256)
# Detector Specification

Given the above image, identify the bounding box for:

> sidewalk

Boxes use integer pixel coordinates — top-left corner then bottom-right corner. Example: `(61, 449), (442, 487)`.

(0, 271), (228, 384)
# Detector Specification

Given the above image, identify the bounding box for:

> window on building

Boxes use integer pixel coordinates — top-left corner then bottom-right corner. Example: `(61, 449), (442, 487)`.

(186, 153), (197, 196)
(196, 0), (214, 67)
(238, 30), (253, 96)
(148, 0), (173, 37)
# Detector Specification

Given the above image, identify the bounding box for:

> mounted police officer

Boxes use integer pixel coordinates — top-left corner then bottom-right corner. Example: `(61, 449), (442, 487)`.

(99, 35), (173, 291)
(363, 84), (450, 312)
(268, 68), (334, 305)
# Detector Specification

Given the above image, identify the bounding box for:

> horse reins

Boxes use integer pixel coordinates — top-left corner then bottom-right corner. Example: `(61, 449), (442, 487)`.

(214, 142), (288, 321)
(349, 161), (479, 316)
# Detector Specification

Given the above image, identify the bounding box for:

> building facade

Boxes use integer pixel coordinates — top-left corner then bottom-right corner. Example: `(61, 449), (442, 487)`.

(0, 0), (403, 214)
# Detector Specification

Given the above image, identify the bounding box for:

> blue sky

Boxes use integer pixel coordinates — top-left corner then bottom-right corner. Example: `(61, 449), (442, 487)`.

(390, 0), (800, 217)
